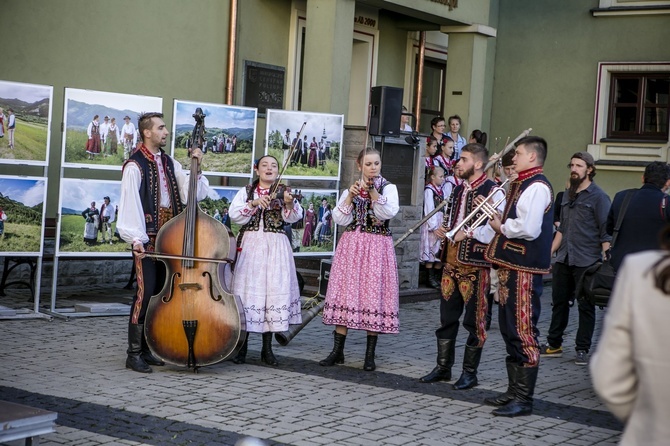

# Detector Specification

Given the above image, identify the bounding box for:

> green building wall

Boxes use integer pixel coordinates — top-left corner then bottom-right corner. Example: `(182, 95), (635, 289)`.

(493, 0), (670, 196)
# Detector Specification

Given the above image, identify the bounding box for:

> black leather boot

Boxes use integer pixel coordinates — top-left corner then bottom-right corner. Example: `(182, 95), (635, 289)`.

(232, 332), (249, 364)
(126, 323), (152, 373)
(453, 345), (483, 390)
(320, 331), (346, 366)
(492, 364), (538, 417)
(420, 339), (455, 383)
(427, 268), (440, 289)
(141, 331), (165, 366)
(363, 335), (378, 371)
(484, 359), (515, 406)
(261, 332), (278, 366)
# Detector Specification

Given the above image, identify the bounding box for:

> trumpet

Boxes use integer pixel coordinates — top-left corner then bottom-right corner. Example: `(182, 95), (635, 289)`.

(445, 179), (508, 242)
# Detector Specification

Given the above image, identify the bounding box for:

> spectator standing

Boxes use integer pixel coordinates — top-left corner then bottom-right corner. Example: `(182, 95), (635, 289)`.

(606, 161), (670, 271)
(447, 114), (467, 160)
(591, 232), (670, 444)
(541, 152), (611, 366)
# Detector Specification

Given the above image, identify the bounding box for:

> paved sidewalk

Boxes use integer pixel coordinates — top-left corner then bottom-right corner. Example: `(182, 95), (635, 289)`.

(0, 286), (622, 445)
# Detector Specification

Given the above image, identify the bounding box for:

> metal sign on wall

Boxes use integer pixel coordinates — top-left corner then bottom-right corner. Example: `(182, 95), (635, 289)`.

(243, 60), (285, 117)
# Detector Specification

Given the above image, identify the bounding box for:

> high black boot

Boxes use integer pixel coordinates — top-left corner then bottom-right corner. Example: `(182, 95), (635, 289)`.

(141, 331), (165, 366)
(453, 346), (483, 390)
(420, 339), (455, 383)
(232, 332), (249, 364)
(319, 331), (346, 366)
(484, 359), (515, 406)
(261, 332), (278, 366)
(126, 323), (152, 373)
(427, 268), (441, 289)
(492, 365), (538, 417)
(363, 335), (378, 371)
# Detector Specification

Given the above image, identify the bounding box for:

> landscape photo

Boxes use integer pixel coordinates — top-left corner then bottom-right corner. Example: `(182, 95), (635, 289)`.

(61, 88), (162, 169)
(56, 178), (129, 257)
(0, 176), (47, 255)
(0, 80), (53, 166)
(171, 100), (257, 177)
(265, 109), (344, 181)
(291, 188), (338, 256)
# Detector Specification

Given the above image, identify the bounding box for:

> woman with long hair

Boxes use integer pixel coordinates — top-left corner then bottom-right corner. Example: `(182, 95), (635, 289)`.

(229, 155), (304, 366)
(320, 148), (400, 371)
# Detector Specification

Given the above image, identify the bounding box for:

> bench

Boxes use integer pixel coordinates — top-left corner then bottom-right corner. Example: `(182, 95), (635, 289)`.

(0, 400), (57, 445)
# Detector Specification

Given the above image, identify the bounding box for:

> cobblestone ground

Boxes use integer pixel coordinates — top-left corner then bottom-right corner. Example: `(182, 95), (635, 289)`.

(0, 285), (621, 445)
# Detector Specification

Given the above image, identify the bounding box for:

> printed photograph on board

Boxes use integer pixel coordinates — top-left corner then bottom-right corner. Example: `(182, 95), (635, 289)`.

(0, 80), (53, 166)
(291, 188), (338, 256)
(171, 100), (257, 177)
(0, 176), (47, 256)
(265, 110), (344, 180)
(56, 178), (129, 257)
(61, 88), (162, 170)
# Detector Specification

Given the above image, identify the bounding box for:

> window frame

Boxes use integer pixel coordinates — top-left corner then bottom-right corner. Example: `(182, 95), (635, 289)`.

(606, 72), (670, 141)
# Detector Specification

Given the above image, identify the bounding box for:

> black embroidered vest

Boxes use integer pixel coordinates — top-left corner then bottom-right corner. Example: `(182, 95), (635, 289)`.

(448, 175), (497, 267)
(236, 183), (289, 246)
(485, 167), (554, 274)
(123, 145), (183, 238)
(345, 176), (392, 237)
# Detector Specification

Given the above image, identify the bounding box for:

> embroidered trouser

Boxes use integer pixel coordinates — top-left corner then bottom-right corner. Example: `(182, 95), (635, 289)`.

(437, 260), (490, 347)
(497, 268), (542, 367)
(129, 207), (173, 325)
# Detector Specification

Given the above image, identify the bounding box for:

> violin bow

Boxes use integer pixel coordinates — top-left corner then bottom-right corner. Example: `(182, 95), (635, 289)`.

(270, 121), (307, 197)
(131, 250), (235, 264)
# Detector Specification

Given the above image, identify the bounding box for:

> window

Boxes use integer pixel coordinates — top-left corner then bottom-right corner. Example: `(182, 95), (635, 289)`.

(607, 73), (670, 140)
(414, 57), (447, 134)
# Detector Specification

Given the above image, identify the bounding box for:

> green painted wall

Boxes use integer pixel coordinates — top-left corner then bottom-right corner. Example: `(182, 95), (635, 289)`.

(0, 0), (293, 216)
(493, 0), (670, 197)
(376, 12), (408, 90)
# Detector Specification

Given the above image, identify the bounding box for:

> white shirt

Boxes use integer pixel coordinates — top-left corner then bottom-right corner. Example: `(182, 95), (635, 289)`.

(99, 122), (110, 141)
(99, 202), (115, 223)
(229, 187), (303, 225)
(116, 152), (210, 245)
(7, 114), (15, 128)
(121, 122), (137, 145)
(501, 182), (552, 241)
(333, 184), (400, 226)
(87, 121), (99, 138)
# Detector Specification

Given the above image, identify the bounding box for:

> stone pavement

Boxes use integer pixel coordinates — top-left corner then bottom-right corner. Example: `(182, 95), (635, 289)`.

(0, 285), (622, 446)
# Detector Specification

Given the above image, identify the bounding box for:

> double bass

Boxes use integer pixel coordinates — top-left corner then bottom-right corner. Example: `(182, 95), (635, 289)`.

(143, 109), (246, 372)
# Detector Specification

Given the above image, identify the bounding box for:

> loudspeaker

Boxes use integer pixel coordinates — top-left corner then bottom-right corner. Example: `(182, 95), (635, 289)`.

(369, 86), (403, 137)
(319, 259), (332, 298)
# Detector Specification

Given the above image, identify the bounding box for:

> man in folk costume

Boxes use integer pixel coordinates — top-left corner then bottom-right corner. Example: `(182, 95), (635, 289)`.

(117, 112), (210, 373)
(485, 136), (554, 417)
(420, 143), (505, 390)
(121, 115), (137, 160)
(98, 196), (116, 244)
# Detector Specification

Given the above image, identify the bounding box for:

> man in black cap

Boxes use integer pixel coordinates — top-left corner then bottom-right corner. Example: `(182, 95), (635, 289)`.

(541, 152), (611, 366)
(99, 195), (115, 244)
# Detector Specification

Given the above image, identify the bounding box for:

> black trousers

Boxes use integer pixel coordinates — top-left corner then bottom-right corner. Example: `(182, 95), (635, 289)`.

(497, 268), (542, 367)
(129, 256), (166, 325)
(547, 261), (596, 352)
(436, 261), (490, 347)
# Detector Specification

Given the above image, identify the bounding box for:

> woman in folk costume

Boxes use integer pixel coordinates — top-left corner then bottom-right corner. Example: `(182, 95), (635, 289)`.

(421, 166), (445, 289)
(0, 108), (5, 138)
(85, 115), (102, 159)
(302, 202), (317, 247)
(82, 201), (100, 245)
(229, 155), (303, 366)
(108, 117), (121, 155)
(320, 147), (400, 371)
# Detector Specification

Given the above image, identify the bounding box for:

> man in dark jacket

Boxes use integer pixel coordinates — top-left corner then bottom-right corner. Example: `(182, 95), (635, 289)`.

(607, 161), (670, 271)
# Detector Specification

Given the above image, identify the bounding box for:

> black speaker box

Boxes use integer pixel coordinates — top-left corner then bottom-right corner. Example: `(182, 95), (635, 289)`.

(319, 259), (332, 298)
(369, 86), (403, 137)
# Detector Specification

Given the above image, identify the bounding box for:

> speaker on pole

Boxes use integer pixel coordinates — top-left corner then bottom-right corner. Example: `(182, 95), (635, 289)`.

(369, 86), (403, 137)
